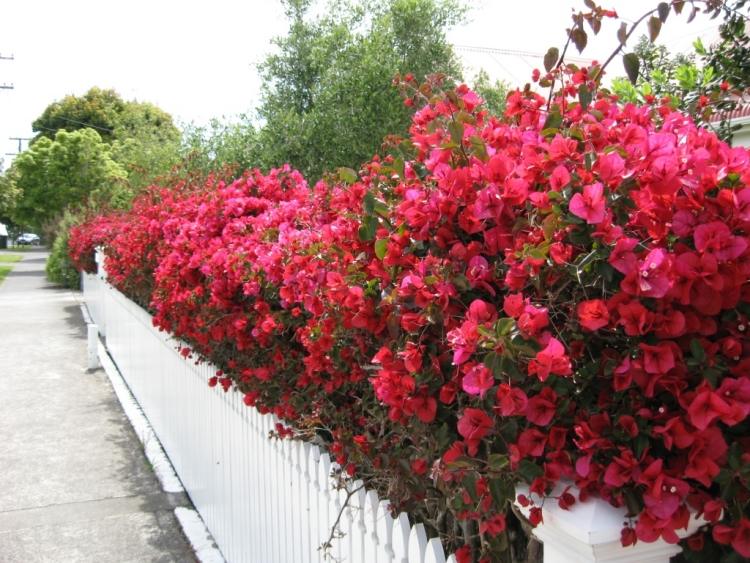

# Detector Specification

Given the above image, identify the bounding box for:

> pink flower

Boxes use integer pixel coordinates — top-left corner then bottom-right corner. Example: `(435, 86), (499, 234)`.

(569, 183), (606, 224)
(694, 221), (747, 262)
(462, 364), (494, 397)
(527, 338), (572, 381)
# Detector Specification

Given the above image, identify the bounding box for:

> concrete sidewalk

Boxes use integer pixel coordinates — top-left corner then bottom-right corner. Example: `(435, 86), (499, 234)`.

(0, 250), (196, 562)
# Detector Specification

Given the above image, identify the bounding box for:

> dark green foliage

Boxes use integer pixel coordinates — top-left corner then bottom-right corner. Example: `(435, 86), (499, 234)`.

(45, 212), (81, 289)
(257, 0), (464, 180)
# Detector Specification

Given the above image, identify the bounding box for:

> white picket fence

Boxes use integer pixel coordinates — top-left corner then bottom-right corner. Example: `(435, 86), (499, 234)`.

(82, 266), (456, 563)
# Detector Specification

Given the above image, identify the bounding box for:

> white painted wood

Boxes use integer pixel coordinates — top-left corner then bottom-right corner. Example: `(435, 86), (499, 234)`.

(392, 512), (412, 563)
(516, 483), (706, 563)
(364, 489), (380, 563)
(423, 538), (446, 563)
(84, 256), (461, 563)
(408, 523), (428, 563)
(350, 481), (367, 563)
(377, 500), (396, 563)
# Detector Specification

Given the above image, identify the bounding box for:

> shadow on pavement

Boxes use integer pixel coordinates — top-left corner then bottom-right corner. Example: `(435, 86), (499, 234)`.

(63, 304), (86, 340)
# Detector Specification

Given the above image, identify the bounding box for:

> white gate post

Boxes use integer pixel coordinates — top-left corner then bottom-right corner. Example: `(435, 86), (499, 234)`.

(515, 484), (706, 563)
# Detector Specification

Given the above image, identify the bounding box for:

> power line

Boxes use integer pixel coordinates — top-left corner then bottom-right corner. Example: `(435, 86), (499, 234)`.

(0, 52), (13, 91)
(455, 44), (592, 65)
(50, 116), (113, 133)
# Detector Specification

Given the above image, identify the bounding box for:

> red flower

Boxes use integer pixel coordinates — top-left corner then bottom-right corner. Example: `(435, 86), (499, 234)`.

(687, 383), (732, 431)
(528, 338), (572, 381)
(577, 299), (609, 331)
(525, 388), (557, 426)
(457, 408), (493, 456)
(495, 384), (528, 416)
(479, 513), (507, 536)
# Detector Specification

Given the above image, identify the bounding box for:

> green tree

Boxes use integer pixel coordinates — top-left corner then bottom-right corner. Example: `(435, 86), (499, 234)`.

(257, 0), (464, 180)
(31, 87), (181, 189)
(110, 102), (182, 191)
(180, 117), (260, 178)
(12, 128), (128, 230)
(472, 70), (509, 116)
(0, 161), (21, 223)
(609, 36), (708, 108)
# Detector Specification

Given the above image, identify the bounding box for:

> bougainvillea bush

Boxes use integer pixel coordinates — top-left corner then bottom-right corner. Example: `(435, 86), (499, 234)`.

(70, 74), (750, 561)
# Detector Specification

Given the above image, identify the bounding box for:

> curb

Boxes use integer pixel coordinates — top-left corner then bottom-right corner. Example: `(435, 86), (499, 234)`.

(81, 304), (225, 563)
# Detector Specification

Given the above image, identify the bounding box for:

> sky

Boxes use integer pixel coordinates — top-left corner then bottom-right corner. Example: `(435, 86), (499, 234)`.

(0, 0), (722, 166)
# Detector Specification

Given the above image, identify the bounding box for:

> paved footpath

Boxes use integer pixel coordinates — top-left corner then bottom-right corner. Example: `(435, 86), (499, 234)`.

(0, 250), (196, 562)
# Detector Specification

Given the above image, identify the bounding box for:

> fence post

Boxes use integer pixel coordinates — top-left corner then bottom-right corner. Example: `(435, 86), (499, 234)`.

(515, 484), (706, 563)
(86, 323), (100, 370)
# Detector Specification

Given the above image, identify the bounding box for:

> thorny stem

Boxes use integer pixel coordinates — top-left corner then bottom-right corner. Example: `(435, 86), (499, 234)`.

(596, 6), (662, 83)
(547, 35), (574, 111)
(320, 482), (366, 558)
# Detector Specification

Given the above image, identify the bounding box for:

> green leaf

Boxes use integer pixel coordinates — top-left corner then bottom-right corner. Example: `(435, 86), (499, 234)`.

(543, 47), (559, 72)
(463, 472), (478, 502)
(518, 459), (544, 482)
(489, 478), (512, 507)
(623, 489), (644, 517)
(338, 167), (358, 184)
(648, 16), (662, 42)
(657, 2), (670, 23)
(469, 136), (488, 161)
(358, 215), (377, 241)
(578, 84), (592, 110)
(617, 22), (628, 45)
(448, 120), (464, 145)
(623, 53), (640, 85)
(392, 158), (405, 179)
(588, 16), (601, 35)
(690, 339), (705, 363)
(571, 28), (588, 53)
(543, 111), (562, 131)
(374, 238), (388, 259)
(487, 454), (509, 472)
(373, 200), (389, 218)
(363, 191), (375, 214)
(495, 317), (515, 337)
(484, 351), (504, 376)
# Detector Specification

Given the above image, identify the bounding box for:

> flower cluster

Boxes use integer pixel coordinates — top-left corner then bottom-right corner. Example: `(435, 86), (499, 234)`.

(70, 79), (750, 561)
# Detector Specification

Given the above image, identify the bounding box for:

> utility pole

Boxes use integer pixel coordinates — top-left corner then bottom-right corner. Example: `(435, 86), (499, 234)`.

(0, 52), (13, 91)
(9, 137), (31, 154)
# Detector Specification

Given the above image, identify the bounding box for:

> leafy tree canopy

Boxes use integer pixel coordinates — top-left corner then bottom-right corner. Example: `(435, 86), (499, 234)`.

(12, 128), (128, 230)
(257, 0), (465, 180)
(0, 160), (21, 223)
(180, 117), (260, 178)
(31, 87), (181, 191)
(32, 87), (179, 145)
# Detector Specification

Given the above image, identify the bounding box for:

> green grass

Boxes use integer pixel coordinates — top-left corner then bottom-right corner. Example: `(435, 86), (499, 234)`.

(5, 245), (41, 252)
(0, 254), (21, 286)
(0, 264), (12, 285)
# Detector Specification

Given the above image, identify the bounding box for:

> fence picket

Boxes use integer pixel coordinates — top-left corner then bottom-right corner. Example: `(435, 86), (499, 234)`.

(377, 500), (395, 563)
(364, 489), (380, 563)
(392, 512), (411, 563)
(423, 538), (447, 563)
(350, 481), (367, 563)
(408, 523), (428, 563)
(84, 266), (458, 563)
